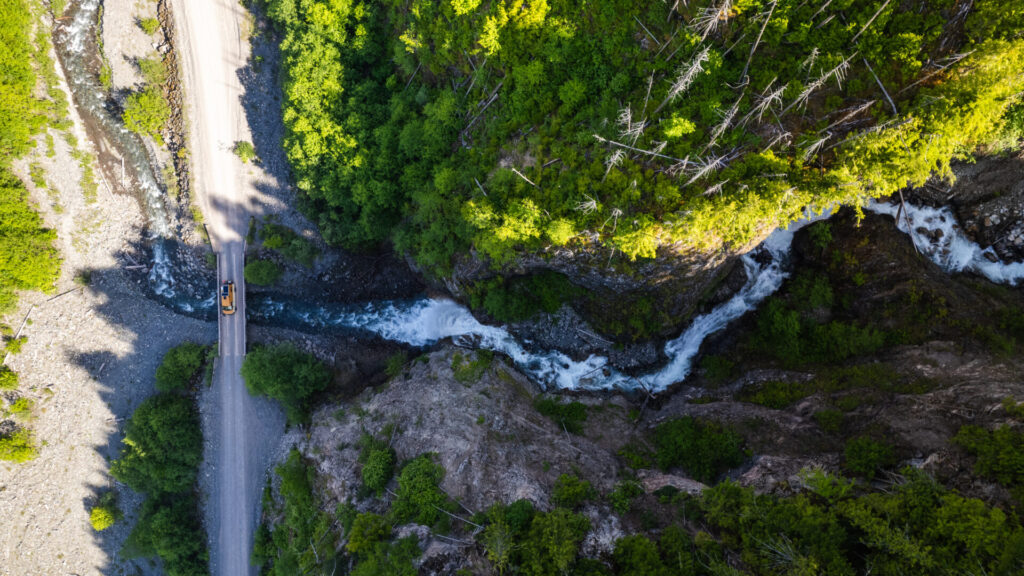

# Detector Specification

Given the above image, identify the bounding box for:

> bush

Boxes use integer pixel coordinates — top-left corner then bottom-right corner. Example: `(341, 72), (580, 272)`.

(608, 480), (643, 515)
(346, 513), (390, 556)
(244, 259), (282, 286)
(843, 436), (895, 480)
(552, 474), (595, 509)
(361, 448), (395, 494)
(123, 496), (209, 576)
(469, 272), (581, 322)
(653, 417), (747, 483)
(450, 349), (492, 383)
(613, 535), (671, 576)
(0, 366), (18, 390)
(110, 393), (203, 494)
(258, 450), (338, 575)
(139, 17), (160, 35)
(534, 397), (587, 435)
(384, 351), (406, 378)
(0, 428), (37, 462)
(138, 55), (167, 86)
(954, 424), (1024, 489)
(233, 141), (257, 164)
(4, 335), (26, 355)
(520, 508), (591, 575)
(154, 341), (205, 392)
(260, 222), (318, 267)
(392, 454), (449, 526)
(89, 493), (122, 531)
(240, 343), (331, 424)
(122, 87), (170, 142)
(814, 409), (844, 434)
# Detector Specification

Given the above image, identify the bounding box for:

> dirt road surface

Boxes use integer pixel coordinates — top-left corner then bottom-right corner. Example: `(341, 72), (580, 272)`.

(171, 1), (282, 574)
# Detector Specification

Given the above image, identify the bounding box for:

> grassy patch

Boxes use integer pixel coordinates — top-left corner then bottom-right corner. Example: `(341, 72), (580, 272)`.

(534, 396), (587, 434)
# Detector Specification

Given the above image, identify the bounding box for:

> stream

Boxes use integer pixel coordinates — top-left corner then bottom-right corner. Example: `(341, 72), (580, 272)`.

(55, 0), (1023, 393)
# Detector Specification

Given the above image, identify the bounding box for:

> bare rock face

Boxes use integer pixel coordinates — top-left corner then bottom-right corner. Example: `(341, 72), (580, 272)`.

(300, 348), (628, 515)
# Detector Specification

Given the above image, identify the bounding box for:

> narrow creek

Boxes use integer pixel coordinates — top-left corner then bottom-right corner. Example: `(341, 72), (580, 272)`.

(55, 0), (1023, 393)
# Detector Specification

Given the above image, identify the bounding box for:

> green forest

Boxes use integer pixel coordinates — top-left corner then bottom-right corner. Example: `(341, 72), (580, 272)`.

(266, 0), (1024, 273)
(0, 0), (61, 315)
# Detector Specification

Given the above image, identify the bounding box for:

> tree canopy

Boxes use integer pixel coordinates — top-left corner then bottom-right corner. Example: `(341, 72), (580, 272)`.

(240, 343), (332, 424)
(110, 393), (203, 495)
(266, 0), (1024, 273)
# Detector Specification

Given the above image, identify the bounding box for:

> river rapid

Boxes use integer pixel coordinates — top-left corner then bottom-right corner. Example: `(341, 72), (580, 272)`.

(55, 0), (1023, 393)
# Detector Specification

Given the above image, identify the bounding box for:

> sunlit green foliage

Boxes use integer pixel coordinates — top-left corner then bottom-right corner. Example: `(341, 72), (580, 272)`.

(266, 0), (1024, 275)
(122, 86), (170, 143)
(0, 171), (61, 315)
(0, 427), (36, 462)
(88, 491), (122, 532)
(241, 343), (331, 424)
(0, 365), (18, 390)
(154, 341), (206, 392)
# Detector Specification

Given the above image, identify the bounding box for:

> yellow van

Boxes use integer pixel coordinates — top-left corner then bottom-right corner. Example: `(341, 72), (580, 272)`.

(220, 281), (236, 315)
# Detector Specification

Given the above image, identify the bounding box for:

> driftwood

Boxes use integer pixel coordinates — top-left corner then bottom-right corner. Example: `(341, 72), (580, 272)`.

(863, 57), (898, 115)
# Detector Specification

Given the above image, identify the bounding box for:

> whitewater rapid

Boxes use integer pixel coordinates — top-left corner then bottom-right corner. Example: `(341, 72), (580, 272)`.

(257, 209), (832, 392)
(866, 200), (1024, 286)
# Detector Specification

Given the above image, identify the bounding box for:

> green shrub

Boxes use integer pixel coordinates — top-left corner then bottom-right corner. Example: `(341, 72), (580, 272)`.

(122, 496), (209, 576)
(233, 141), (257, 164)
(8, 396), (32, 415)
(450, 349), (492, 383)
(520, 508), (591, 575)
(89, 493), (122, 531)
(392, 454), (450, 526)
(0, 366), (18, 390)
(552, 474), (595, 509)
(122, 87), (169, 142)
(258, 450), (338, 575)
(244, 259), (282, 286)
(260, 222), (318, 267)
(738, 380), (811, 409)
(384, 351), (406, 378)
(138, 55), (167, 86)
(808, 222), (833, 253)
(345, 513), (391, 556)
(110, 393), (202, 494)
(361, 448), (395, 494)
(241, 343), (331, 424)
(0, 428), (37, 462)
(700, 355), (735, 385)
(534, 397), (587, 434)
(814, 409), (844, 434)
(652, 417), (747, 483)
(954, 424), (1024, 489)
(608, 480), (644, 515)
(154, 341), (205, 392)
(613, 535), (672, 576)
(843, 436), (895, 480)
(4, 335), (26, 355)
(139, 17), (160, 35)
(0, 171), (61, 316)
(1003, 397), (1024, 420)
(469, 272), (581, 322)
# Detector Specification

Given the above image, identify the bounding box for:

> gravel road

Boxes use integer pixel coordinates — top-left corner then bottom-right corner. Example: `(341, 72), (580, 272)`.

(170, 0), (286, 573)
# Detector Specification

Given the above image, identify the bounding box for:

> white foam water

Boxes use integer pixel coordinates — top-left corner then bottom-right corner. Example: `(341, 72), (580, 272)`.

(258, 209), (832, 392)
(866, 200), (1024, 286)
